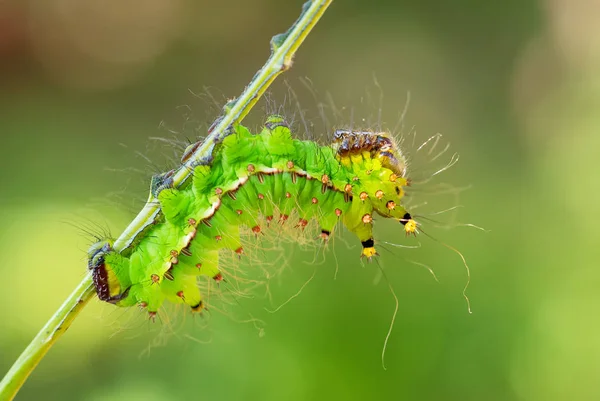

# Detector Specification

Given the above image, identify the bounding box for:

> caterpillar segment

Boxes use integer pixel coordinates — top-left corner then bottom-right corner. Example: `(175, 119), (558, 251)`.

(87, 114), (417, 317)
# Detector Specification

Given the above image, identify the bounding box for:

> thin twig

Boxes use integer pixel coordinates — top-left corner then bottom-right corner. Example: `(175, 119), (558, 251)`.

(0, 2), (332, 400)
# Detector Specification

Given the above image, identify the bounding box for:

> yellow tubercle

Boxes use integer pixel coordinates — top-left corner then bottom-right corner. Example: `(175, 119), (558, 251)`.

(404, 219), (418, 235)
(362, 247), (378, 259)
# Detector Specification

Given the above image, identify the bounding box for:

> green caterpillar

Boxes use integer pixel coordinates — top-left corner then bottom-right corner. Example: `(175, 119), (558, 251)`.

(87, 115), (417, 317)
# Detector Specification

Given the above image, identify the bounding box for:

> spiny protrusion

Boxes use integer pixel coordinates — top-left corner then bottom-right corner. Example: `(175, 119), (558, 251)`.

(236, 209), (243, 215)
(148, 311), (157, 321)
(188, 218), (197, 226)
(389, 174), (398, 182)
(335, 208), (342, 217)
(279, 214), (289, 224)
(343, 184), (353, 203)
(215, 235), (222, 242)
(386, 200), (396, 210)
(258, 193), (265, 200)
(320, 230), (330, 242)
(235, 246), (244, 256)
(311, 197), (318, 204)
(252, 225), (262, 236)
(266, 215), (273, 226)
(296, 218), (308, 230)
(247, 164), (255, 173)
(359, 192), (369, 201)
(176, 291), (185, 299)
(151, 274), (160, 284)
(213, 273), (223, 282)
(195, 263), (202, 269)
(169, 250), (179, 264)
(362, 214), (373, 224)
(138, 301), (147, 309)
(286, 161), (294, 169)
(375, 190), (384, 200)
(215, 187), (223, 195)
(285, 192), (291, 198)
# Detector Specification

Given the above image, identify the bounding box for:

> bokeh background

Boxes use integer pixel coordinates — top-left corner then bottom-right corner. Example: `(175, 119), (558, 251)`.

(1, 0), (598, 400)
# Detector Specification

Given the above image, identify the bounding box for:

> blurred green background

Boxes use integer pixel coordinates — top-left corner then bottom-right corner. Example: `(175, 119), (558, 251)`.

(1, 0), (599, 400)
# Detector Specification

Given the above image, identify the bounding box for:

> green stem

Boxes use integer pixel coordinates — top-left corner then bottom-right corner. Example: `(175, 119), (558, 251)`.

(0, 1), (332, 400)
(0, 276), (96, 401)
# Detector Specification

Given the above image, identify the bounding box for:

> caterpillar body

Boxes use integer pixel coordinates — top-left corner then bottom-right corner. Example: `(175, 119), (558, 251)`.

(87, 115), (417, 317)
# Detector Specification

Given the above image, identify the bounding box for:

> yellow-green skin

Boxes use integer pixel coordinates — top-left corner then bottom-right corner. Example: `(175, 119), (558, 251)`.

(88, 115), (412, 314)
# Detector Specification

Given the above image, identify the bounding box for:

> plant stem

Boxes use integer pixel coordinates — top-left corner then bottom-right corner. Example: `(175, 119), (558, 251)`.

(0, 277), (96, 401)
(0, 1), (332, 400)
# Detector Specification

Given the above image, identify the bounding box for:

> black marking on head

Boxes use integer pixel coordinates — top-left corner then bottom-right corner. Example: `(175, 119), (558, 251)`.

(400, 213), (412, 225)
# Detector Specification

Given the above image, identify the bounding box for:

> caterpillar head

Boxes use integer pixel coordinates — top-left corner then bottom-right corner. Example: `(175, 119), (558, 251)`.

(87, 240), (131, 304)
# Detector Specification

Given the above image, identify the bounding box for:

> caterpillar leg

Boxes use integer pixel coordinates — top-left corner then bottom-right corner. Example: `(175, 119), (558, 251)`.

(343, 195), (377, 260)
(161, 272), (203, 312)
(360, 238), (378, 260)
